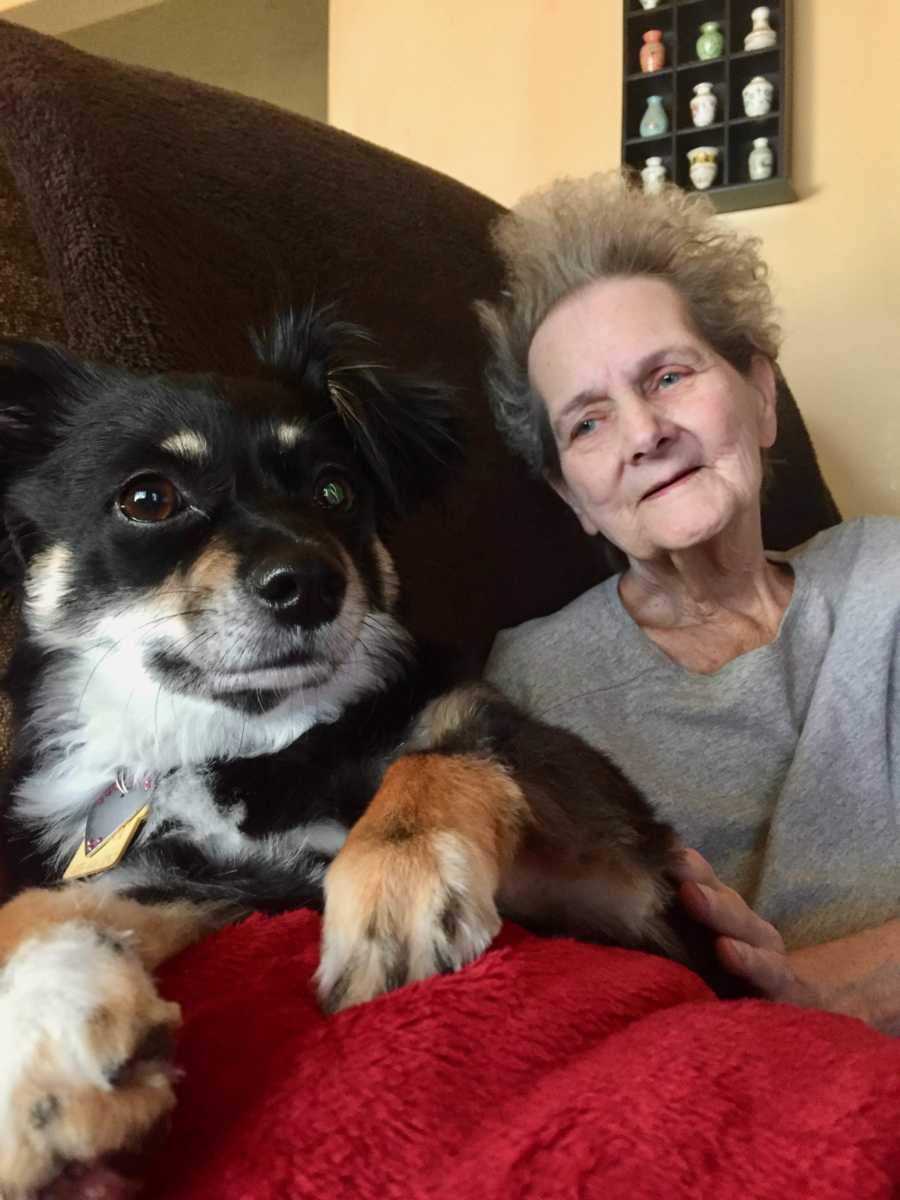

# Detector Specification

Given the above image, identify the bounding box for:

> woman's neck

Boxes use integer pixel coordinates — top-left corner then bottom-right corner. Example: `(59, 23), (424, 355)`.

(616, 515), (795, 672)
(623, 545), (787, 623)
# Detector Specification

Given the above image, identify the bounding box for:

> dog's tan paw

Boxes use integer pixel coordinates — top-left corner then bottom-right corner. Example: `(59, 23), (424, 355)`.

(316, 826), (502, 1013)
(0, 920), (181, 1199)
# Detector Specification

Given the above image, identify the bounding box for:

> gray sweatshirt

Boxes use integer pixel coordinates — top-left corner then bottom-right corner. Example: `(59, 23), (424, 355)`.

(485, 518), (900, 949)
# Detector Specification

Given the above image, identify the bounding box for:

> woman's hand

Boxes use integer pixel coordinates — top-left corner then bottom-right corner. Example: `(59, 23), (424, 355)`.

(672, 849), (900, 1033)
(671, 848), (820, 1007)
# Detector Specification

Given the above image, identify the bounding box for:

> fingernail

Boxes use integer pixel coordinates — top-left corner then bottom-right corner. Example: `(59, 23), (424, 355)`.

(694, 882), (714, 915)
(725, 937), (748, 964)
(681, 878), (710, 912)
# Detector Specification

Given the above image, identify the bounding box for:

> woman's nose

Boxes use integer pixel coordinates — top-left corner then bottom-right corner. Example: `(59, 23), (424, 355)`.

(620, 397), (672, 463)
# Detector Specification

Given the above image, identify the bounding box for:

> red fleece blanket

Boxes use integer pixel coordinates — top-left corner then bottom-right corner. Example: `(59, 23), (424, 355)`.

(135, 910), (900, 1199)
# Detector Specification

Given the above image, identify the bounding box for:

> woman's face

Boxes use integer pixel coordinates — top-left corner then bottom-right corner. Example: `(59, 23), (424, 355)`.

(527, 276), (777, 561)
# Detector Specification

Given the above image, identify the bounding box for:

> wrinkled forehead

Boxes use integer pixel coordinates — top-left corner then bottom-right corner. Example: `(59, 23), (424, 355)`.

(527, 276), (702, 400)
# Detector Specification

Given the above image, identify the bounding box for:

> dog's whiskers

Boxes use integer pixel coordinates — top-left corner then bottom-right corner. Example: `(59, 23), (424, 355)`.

(79, 608), (217, 656)
(97, 588), (214, 626)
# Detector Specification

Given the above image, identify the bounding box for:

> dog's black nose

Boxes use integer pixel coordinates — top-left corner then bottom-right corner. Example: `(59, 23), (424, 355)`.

(250, 556), (346, 627)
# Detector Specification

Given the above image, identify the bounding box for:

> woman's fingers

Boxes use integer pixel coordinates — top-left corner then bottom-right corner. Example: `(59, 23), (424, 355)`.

(669, 847), (720, 887)
(672, 850), (827, 1010)
(717, 937), (821, 1007)
(679, 876), (784, 952)
(717, 936), (783, 986)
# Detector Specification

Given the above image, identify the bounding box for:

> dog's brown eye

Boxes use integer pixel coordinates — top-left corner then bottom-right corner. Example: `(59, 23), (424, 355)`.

(118, 476), (181, 523)
(314, 477), (354, 512)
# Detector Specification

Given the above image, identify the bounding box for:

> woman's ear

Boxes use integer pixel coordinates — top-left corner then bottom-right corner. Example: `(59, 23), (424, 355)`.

(749, 355), (778, 449)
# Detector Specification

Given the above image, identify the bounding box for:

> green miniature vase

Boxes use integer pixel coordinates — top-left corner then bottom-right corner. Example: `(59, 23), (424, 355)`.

(696, 21), (724, 61)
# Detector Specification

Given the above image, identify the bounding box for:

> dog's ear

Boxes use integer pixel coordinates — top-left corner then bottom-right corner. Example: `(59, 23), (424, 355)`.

(252, 305), (463, 518)
(0, 339), (93, 474)
(0, 341), (94, 577)
(0, 340), (96, 578)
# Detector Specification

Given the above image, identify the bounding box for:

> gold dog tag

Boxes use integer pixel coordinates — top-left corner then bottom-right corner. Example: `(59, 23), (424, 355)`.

(63, 804), (151, 881)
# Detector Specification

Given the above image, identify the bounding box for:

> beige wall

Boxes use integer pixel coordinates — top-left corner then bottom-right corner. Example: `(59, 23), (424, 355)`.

(329, 0), (622, 209)
(65, 0), (328, 120)
(330, 0), (900, 520)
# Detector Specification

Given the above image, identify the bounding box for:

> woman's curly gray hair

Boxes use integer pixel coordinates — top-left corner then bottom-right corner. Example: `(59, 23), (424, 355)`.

(474, 170), (781, 480)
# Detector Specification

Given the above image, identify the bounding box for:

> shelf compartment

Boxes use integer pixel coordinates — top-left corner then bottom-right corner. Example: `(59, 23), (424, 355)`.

(625, 9), (675, 78)
(675, 126), (727, 188)
(728, 114), (780, 184)
(676, 64), (727, 130)
(729, 0), (784, 54)
(625, 74), (676, 141)
(676, 0), (727, 67)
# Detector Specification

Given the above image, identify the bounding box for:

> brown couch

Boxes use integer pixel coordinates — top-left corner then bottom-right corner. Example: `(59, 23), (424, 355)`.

(0, 19), (839, 884)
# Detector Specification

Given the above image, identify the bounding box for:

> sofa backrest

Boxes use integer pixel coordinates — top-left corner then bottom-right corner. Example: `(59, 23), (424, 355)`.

(0, 19), (840, 671)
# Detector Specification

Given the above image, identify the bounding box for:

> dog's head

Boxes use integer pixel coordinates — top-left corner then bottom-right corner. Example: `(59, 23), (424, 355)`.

(0, 306), (460, 714)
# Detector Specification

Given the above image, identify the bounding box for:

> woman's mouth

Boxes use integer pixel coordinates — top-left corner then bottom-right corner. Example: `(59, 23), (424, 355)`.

(641, 466), (702, 501)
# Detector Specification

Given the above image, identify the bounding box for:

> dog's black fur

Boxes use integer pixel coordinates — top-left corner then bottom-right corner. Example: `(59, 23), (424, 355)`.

(0, 306), (734, 1007)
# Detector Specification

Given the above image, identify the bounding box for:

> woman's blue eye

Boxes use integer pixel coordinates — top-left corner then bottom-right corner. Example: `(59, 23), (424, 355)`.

(572, 417), (598, 440)
(658, 371), (683, 389)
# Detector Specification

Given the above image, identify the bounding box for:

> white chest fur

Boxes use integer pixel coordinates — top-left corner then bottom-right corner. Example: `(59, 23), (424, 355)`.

(10, 637), (384, 874)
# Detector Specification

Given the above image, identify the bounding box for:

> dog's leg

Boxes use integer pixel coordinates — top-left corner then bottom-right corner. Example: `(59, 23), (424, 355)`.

(316, 749), (677, 1013)
(0, 884), (224, 1199)
(317, 684), (702, 1013)
(316, 752), (526, 1012)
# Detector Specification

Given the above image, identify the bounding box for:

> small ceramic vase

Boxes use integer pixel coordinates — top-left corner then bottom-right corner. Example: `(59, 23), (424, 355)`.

(742, 75), (774, 117)
(641, 156), (666, 194)
(690, 82), (718, 128)
(749, 136), (774, 180)
(638, 0), (660, 10)
(744, 6), (777, 51)
(696, 21), (724, 61)
(687, 145), (719, 190)
(639, 95), (668, 138)
(640, 29), (666, 73)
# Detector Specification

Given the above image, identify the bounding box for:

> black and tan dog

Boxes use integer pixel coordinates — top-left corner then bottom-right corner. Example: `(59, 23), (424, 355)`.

(0, 308), (720, 1195)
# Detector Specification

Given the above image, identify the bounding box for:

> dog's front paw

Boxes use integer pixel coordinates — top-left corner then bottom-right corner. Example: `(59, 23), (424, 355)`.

(0, 920), (181, 1199)
(316, 826), (502, 1013)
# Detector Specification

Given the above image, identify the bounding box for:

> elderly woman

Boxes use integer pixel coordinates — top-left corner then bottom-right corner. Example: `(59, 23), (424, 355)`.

(477, 172), (900, 1033)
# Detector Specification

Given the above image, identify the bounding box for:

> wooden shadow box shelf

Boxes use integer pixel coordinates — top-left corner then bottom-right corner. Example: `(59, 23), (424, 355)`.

(621, 0), (796, 212)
